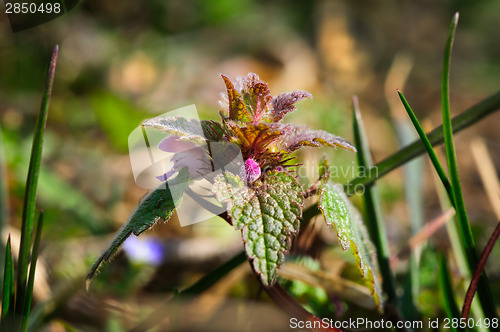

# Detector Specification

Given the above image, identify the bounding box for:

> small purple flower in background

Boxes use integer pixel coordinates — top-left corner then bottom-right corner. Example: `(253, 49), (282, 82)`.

(243, 158), (261, 183)
(123, 236), (164, 266)
(156, 135), (212, 181)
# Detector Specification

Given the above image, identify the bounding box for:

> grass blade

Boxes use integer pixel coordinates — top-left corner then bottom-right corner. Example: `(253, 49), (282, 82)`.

(438, 253), (463, 332)
(300, 89), (500, 221)
(352, 97), (397, 305)
(0, 125), (8, 275)
(1, 236), (15, 328)
(391, 98), (425, 321)
(15, 45), (58, 315)
(440, 13), (496, 319)
(344, 90), (500, 196)
(20, 211), (44, 332)
(397, 91), (453, 203)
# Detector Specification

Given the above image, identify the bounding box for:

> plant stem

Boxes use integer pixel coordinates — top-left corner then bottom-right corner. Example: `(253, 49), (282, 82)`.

(462, 222), (500, 318)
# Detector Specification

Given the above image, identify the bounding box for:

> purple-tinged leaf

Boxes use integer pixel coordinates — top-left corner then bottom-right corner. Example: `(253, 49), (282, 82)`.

(276, 124), (356, 152)
(271, 91), (312, 122)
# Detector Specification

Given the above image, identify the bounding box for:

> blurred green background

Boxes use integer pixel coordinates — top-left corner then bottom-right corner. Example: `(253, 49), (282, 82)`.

(1, 0), (499, 331)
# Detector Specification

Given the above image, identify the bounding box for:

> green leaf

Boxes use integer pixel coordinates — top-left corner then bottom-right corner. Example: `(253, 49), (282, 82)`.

(318, 179), (382, 310)
(85, 168), (188, 289)
(213, 170), (304, 286)
(16, 45), (58, 316)
(1, 236), (14, 325)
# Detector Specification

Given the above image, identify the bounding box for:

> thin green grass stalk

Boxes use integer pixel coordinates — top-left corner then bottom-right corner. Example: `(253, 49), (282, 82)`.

(15, 45), (58, 316)
(300, 88), (500, 236)
(441, 13), (496, 319)
(0, 125), (8, 282)
(20, 211), (44, 332)
(1, 236), (14, 328)
(344, 90), (500, 196)
(352, 97), (398, 305)
(399, 89), (486, 327)
(398, 91), (454, 203)
(432, 155), (486, 332)
(438, 253), (463, 332)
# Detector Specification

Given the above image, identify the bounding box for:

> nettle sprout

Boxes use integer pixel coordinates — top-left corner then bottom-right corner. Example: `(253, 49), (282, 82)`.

(216, 74), (355, 176)
(87, 73), (382, 311)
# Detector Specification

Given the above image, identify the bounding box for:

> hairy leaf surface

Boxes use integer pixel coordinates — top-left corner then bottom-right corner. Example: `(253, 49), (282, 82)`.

(277, 124), (356, 152)
(221, 75), (252, 122)
(142, 116), (224, 143)
(271, 91), (312, 122)
(318, 180), (382, 309)
(213, 170), (304, 285)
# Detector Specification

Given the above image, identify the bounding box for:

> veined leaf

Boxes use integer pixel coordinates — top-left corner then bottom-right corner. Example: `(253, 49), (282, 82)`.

(221, 75), (252, 122)
(226, 122), (283, 156)
(142, 117), (224, 143)
(276, 124), (356, 152)
(242, 81), (272, 123)
(213, 170), (304, 286)
(318, 180), (382, 310)
(271, 91), (312, 122)
(220, 74), (312, 124)
(86, 168), (188, 288)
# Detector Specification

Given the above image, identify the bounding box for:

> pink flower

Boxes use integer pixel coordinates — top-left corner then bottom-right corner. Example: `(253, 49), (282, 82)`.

(243, 158), (261, 183)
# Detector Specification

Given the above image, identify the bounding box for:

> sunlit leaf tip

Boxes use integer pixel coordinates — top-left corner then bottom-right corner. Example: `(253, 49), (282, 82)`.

(318, 173), (383, 310)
